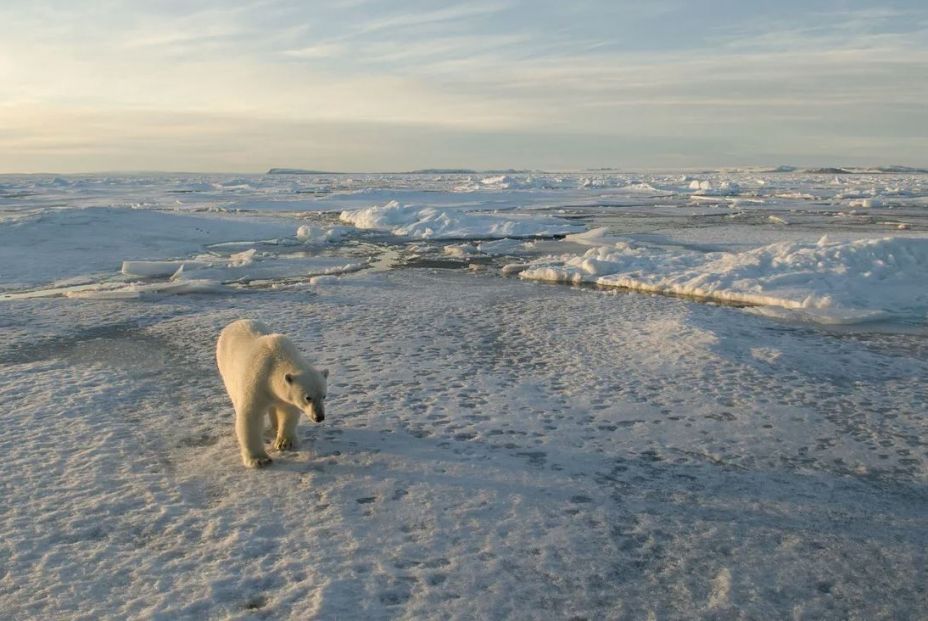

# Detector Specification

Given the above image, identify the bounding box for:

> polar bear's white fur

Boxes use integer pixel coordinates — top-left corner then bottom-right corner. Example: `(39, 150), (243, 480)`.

(216, 319), (329, 468)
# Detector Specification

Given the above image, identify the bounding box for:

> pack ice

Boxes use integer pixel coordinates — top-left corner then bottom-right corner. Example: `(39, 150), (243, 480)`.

(515, 233), (928, 324)
(339, 200), (581, 239)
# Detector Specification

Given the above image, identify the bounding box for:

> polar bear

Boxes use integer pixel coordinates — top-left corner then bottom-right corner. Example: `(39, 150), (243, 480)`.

(216, 319), (329, 468)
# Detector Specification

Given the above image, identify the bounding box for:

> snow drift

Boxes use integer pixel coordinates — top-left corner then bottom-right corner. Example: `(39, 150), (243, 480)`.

(513, 236), (928, 323)
(339, 200), (581, 239)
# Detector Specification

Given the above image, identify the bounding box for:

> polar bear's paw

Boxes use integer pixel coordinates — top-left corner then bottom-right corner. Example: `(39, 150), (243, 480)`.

(274, 436), (298, 451)
(243, 454), (273, 468)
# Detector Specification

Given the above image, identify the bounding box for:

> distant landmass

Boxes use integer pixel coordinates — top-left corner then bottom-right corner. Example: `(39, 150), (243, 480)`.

(268, 165), (927, 176)
(267, 168), (340, 175)
(800, 165), (928, 175)
(404, 168), (538, 175)
(801, 167), (855, 174)
(868, 165), (928, 174)
(407, 168), (477, 174)
(267, 167), (544, 175)
(732, 165), (927, 175)
(477, 169), (537, 174)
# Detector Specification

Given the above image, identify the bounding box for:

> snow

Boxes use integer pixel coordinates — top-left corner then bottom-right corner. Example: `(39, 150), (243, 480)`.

(338, 200), (581, 239)
(690, 180), (742, 196)
(65, 278), (224, 299)
(0, 207), (297, 289)
(477, 238), (531, 255)
(515, 236), (928, 323)
(296, 224), (350, 244)
(308, 274), (339, 285)
(442, 244), (478, 258)
(121, 260), (209, 278)
(563, 226), (619, 247)
(848, 198), (883, 209)
(444, 239), (533, 258)
(3, 271), (927, 619)
(1, 170), (927, 619)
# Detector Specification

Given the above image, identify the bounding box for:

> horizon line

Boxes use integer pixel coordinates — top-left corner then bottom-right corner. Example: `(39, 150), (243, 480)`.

(2, 164), (927, 176)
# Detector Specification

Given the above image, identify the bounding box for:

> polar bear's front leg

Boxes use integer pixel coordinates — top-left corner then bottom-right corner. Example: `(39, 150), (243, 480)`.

(273, 406), (301, 451)
(236, 403), (272, 468)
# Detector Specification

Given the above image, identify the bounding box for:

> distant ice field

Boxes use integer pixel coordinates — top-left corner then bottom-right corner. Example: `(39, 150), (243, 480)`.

(1, 170), (926, 325)
(1, 171), (927, 618)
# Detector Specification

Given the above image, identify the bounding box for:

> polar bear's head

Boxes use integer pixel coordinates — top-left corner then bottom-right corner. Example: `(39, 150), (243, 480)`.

(283, 368), (329, 423)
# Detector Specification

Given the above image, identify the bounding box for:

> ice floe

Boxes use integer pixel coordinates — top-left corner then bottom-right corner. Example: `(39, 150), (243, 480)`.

(63, 278), (224, 299)
(563, 226), (621, 247)
(38, 248), (366, 301)
(296, 224), (351, 243)
(0, 207), (297, 287)
(339, 200), (581, 239)
(444, 238), (535, 258)
(690, 180), (743, 196)
(120, 260), (208, 278)
(513, 236), (928, 323)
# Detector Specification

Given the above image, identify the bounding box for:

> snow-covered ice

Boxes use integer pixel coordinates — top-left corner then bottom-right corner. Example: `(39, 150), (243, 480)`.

(0, 207), (297, 288)
(514, 236), (928, 324)
(1, 170), (927, 619)
(339, 200), (581, 239)
(296, 224), (351, 244)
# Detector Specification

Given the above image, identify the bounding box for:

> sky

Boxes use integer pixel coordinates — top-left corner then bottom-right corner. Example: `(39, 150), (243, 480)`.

(1, 0), (926, 172)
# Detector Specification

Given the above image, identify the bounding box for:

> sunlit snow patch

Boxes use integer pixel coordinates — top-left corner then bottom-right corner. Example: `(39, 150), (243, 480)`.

(563, 227), (622, 247)
(124, 249), (361, 283)
(444, 238), (535, 258)
(296, 224), (352, 243)
(120, 249), (259, 280)
(513, 236), (928, 324)
(121, 260), (210, 278)
(64, 278), (223, 300)
(339, 200), (581, 240)
(689, 180), (743, 197)
(41, 248), (365, 300)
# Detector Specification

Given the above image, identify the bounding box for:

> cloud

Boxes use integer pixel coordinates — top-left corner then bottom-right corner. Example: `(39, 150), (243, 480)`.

(283, 42), (347, 59)
(349, 2), (514, 35)
(0, 0), (926, 170)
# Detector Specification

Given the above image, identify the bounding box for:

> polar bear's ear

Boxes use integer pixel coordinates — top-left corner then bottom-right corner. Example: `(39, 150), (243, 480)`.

(284, 373), (293, 384)
(321, 369), (329, 378)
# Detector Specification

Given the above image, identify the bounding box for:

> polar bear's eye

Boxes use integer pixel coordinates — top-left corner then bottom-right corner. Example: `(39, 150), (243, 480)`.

(305, 394), (312, 403)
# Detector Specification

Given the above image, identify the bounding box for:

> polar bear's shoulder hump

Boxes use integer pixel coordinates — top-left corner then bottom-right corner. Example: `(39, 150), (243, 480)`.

(218, 320), (310, 367)
(223, 319), (271, 338)
(260, 333), (302, 360)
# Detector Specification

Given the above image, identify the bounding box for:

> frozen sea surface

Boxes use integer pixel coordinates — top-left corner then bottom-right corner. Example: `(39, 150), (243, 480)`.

(1, 171), (927, 619)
